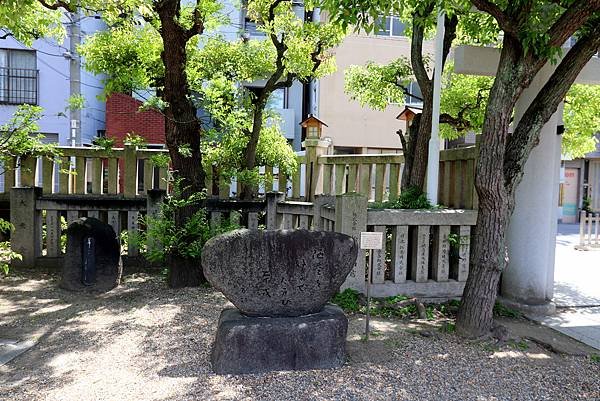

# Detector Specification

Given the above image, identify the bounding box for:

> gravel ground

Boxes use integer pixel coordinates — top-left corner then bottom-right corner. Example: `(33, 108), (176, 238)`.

(0, 269), (599, 401)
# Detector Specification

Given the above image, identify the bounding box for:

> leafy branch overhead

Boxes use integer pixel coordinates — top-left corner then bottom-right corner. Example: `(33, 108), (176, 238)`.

(345, 58), (492, 137)
(77, 0), (344, 196)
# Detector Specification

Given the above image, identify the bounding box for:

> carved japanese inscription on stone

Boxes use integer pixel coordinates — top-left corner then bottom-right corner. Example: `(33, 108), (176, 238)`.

(202, 229), (358, 317)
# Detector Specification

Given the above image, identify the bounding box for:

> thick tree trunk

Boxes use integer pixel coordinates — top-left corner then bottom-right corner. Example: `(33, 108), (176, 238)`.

(456, 196), (511, 337)
(456, 37), (524, 337)
(159, 23), (204, 196)
(167, 253), (204, 288)
(157, 0), (206, 287)
(456, 20), (600, 336)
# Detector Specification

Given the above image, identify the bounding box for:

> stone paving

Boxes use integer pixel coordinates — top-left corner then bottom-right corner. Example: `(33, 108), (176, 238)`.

(553, 224), (600, 307)
(0, 339), (36, 366)
(529, 223), (600, 350)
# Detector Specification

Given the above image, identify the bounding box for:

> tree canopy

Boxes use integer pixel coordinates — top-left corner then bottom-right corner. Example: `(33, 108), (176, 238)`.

(79, 0), (344, 192)
(345, 57), (599, 156)
(563, 84), (600, 159)
(345, 59), (493, 139)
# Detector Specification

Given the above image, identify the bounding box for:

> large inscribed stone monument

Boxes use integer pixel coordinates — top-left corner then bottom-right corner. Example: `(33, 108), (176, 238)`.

(202, 229), (358, 374)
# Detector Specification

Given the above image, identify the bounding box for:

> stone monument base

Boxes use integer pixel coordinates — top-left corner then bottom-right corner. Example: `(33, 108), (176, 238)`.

(211, 304), (348, 374)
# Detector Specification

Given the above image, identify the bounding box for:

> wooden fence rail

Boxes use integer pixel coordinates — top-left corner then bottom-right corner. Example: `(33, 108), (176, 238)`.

(319, 154), (405, 202)
(3, 143), (478, 209)
(3, 146), (170, 197)
(364, 208), (477, 298)
(10, 189), (477, 300)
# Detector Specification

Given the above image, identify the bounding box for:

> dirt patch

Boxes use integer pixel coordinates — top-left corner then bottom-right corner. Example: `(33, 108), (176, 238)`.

(1, 269), (599, 401)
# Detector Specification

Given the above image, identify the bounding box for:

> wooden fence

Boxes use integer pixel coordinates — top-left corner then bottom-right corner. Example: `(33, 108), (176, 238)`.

(258, 193), (477, 299)
(5, 140), (479, 299)
(438, 146), (478, 209)
(10, 189), (476, 300)
(3, 146), (169, 197)
(2, 143), (478, 209)
(578, 211), (600, 250)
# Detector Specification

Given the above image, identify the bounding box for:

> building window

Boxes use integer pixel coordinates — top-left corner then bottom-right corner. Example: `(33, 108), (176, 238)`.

(244, 17), (265, 37)
(266, 88), (288, 109)
(0, 49), (38, 105)
(241, 0), (265, 37)
(375, 16), (406, 37)
(405, 81), (423, 106)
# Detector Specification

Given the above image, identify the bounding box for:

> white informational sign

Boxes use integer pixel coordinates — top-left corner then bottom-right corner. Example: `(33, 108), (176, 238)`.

(360, 232), (384, 250)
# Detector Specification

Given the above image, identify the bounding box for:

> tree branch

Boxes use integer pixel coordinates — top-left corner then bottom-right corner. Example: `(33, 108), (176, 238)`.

(441, 14), (458, 69)
(440, 113), (471, 131)
(184, 0), (205, 40)
(457, 86), (488, 121)
(410, 1), (434, 99)
(273, 73), (296, 90)
(155, 0), (187, 39)
(37, 0), (75, 11)
(547, 0), (600, 48)
(438, 86), (488, 131)
(397, 128), (407, 152)
(385, 79), (424, 102)
(469, 0), (519, 38)
(504, 21), (600, 194)
(310, 42), (323, 74)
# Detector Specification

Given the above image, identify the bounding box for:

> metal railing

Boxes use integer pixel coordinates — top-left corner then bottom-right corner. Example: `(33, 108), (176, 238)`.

(0, 67), (39, 105)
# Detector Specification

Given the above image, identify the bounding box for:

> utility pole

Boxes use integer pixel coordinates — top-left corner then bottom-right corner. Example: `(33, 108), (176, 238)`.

(69, 10), (81, 146)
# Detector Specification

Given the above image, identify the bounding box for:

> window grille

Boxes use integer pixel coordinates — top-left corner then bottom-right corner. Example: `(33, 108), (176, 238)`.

(0, 49), (38, 105)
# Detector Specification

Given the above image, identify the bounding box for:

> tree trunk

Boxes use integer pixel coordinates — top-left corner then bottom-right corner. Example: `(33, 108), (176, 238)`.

(159, 21), (204, 197)
(406, 102), (433, 190)
(167, 253), (204, 288)
(400, 114), (419, 191)
(400, 5), (454, 194)
(456, 38), (524, 337)
(157, 0), (206, 287)
(456, 197), (511, 337)
(240, 101), (266, 200)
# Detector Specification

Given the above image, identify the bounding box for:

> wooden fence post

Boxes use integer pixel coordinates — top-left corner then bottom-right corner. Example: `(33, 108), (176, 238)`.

(10, 187), (42, 267)
(20, 156), (37, 187)
(124, 144), (137, 197)
(303, 138), (330, 201)
(335, 193), (368, 293)
(140, 166), (167, 256)
(313, 195), (335, 231)
(266, 192), (285, 229)
(579, 210), (587, 246)
(4, 157), (16, 192)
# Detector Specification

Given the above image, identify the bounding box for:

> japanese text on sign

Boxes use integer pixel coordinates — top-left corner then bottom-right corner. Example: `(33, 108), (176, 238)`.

(360, 232), (384, 250)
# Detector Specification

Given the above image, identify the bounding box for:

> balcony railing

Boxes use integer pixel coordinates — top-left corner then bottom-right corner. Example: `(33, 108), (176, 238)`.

(0, 67), (39, 105)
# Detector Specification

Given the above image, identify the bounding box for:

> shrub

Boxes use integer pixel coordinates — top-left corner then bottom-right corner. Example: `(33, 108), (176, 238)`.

(331, 288), (361, 312)
(0, 219), (21, 275)
(135, 188), (240, 264)
(371, 186), (434, 210)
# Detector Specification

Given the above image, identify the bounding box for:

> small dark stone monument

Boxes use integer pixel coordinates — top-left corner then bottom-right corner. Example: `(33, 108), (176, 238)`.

(60, 217), (122, 292)
(202, 229), (358, 374)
